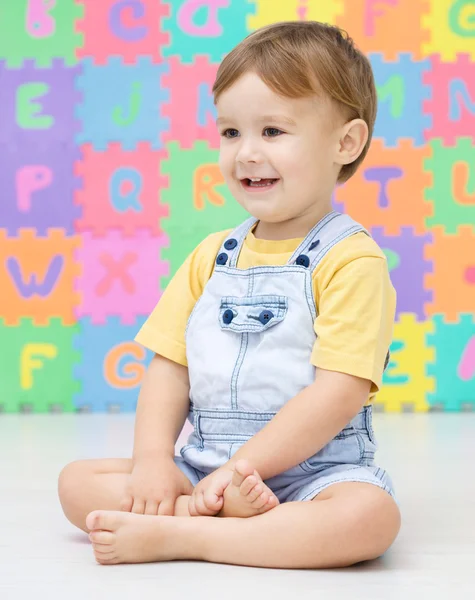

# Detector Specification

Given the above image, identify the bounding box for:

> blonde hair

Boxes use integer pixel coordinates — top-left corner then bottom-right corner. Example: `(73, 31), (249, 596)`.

(212, 21), (377, 183)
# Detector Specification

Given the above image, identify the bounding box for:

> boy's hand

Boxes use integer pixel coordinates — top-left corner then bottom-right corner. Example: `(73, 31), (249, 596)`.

(121, 457), (194, 516)
(188, 466), (235, 516)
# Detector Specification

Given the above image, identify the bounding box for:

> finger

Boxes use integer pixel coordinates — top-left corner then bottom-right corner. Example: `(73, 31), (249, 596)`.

(144, 500), (160, 516)
(196, 490), (217, 516)
(131, 498), (145, 514)
(157, 498), (175, 516)
(188, 494), (198, 516)
(215, 473), (233, 496)
(203, 487), (224, 511)
(119, 495), (133, 512)
(193, 491), (207, 515)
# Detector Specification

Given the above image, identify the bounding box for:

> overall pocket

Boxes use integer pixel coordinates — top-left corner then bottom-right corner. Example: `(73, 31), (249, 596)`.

(219, 295), (288, 334)
(299, 424), (365, 474)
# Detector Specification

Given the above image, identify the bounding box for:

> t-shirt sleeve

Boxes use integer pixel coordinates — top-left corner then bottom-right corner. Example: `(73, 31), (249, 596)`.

(134, 233), (226, 366)
(310, 254), (396, 394)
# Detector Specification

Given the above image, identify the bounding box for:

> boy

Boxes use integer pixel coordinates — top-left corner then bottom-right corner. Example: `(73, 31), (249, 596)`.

(59, 20), (401, 568)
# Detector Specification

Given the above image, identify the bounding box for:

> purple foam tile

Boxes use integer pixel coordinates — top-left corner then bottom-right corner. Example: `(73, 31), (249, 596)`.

(0, 59), (81, 147)
(0, 143), (81, 235)
(371, 227), (433, 320)
(332, 189), (345, 213)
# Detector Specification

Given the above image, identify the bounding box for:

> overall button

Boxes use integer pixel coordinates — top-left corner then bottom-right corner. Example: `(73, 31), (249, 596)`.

(309, 239), (320, 251)
(216, 252), (228, 265)
(258, 309), (274, 324)
(295, 254), (310, 268)
(224, 238), (238, 250)
(223, 309), (234, 324)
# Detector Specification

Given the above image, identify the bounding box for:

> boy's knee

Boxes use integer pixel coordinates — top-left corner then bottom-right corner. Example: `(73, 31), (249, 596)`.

(58, 461), (89, 509)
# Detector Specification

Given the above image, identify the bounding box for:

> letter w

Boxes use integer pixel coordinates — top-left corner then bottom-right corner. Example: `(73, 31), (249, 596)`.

(6, 256), (63, 298)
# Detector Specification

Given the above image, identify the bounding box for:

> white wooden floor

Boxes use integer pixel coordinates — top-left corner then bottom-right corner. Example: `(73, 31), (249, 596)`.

(1, 412), (474, 600)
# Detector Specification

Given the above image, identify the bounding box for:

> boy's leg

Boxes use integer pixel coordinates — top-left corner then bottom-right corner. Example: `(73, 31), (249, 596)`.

(58, 459), (195, 532)
(199, 482), (401, 568)
(88, 481), (401, 568)
(58, 458), (136, 532)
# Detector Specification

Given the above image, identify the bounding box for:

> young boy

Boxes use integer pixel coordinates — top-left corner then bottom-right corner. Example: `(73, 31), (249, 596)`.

(58, 20), (401, 569)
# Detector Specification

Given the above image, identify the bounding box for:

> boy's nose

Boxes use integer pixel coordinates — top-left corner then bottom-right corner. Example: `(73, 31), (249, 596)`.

(235, 139), (263, 164)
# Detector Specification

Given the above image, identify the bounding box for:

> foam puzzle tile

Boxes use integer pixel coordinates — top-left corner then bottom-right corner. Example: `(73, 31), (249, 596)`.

(424, 138), (475, 234)
(0, 317), (80, 413)
(370, 53), (431, 146)
(73, 316), (152, 412)
(424, 225), (475, 321)
(0, 229), (81, 327)
(0, 0), (83, 68)
(376, 314), (434, 412)
(76, 0), (170, 64)
(249, 0), (343, 30)
(0, 59), (81, 146)
(337, 0), (430, 61)
(74, 143), (169, 236)
(2, 3), (475, 414)
(162, 0), (254, 63)
(75, 229), (169, 324)
(422, 0), (475, 61)
(0, 142), (81, 236)
(335, 139), (432, 235)
(371, 227), (433, 320)
(75, 57), (170, 150)
(427, 314), (475, 411)
(160, 141), (248, 287)
(331, 191), (345, 214)
(423, 55), (475, 145)
(162, 56), (219, 149)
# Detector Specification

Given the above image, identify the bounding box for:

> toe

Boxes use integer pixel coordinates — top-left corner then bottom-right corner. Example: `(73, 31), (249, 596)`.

(92, 545), (118, 564)
(252, 491), (269, 509)
(94, 552), (119, 565)
(86, 510), (117, 532)
(232, 460), (255, 487)
(240, 475), (257, 496)
(93, 545), (116, 557)
(89, 531), (115, 545)
(247, 483), (263, 502)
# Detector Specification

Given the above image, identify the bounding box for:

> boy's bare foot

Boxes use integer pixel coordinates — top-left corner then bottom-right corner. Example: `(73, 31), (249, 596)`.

(86, 510), (189, 565)
(218, 459), (279, 518)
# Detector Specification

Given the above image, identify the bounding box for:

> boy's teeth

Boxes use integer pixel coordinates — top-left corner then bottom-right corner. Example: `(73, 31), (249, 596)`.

(248, 178), (276, 187)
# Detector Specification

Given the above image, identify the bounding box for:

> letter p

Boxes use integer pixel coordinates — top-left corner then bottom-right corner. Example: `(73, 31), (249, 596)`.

(16, 165), (53, 212)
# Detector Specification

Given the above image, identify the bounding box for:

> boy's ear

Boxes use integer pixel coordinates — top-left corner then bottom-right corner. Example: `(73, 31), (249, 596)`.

(335, 119), (369, 166)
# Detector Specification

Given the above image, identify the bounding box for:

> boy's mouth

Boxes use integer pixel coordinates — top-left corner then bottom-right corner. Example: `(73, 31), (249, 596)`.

(241, 177), (280, 191)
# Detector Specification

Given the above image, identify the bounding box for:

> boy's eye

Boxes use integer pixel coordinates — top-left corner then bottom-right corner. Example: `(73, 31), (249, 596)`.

(221, 127), (284, 138)
(264, 127), (283, 137)
(222, 128), (239, 138)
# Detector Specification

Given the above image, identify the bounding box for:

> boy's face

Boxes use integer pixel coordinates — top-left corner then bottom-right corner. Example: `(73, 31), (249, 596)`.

(216, 71), (345, 237)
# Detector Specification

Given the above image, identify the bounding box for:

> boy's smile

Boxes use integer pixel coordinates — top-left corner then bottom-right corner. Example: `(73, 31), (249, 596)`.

(240, 177), (280, 193)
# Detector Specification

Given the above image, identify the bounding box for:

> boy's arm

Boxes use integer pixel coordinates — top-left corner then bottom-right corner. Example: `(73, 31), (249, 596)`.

(132, 353), (190, 464)
(224, 368), (371, 480)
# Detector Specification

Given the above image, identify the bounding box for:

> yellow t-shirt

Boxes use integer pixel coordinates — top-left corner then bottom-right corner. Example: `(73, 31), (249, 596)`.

(135, 224), (396, 400)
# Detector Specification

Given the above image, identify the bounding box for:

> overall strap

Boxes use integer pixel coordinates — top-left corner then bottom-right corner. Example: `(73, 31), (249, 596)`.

(215, 216), (258, 268)
(288, 211), (369, 271)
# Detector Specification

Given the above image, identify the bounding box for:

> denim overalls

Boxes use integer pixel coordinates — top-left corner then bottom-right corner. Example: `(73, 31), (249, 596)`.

(173, 211), (396, 503)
